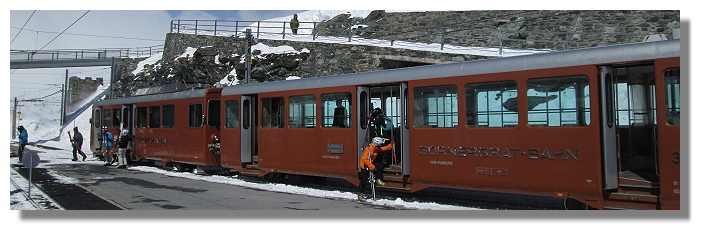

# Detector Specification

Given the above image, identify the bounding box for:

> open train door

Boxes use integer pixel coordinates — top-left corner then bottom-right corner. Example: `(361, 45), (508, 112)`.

(241, 95), (257, 163)
(357, 84), (410, 175)
(356, 87), (371, 172)
(121, 104), (134, 159)
(92, 107), (103, 150)
(599, 67), (619, 190)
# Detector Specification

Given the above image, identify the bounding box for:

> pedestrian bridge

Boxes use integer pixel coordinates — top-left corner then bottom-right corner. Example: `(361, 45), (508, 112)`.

(10, 46), (161, 69)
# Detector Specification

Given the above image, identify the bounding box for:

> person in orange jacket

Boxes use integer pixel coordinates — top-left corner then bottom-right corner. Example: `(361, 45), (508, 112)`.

(357, 137), (393, 201)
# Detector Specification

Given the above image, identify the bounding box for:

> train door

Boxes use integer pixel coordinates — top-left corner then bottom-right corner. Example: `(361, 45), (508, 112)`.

(241, 95), (258, 163)
(655, 58), (680, 209)
(92, 107), (103, 150)
(601, 63), (660, 187)
(357, 84), (410, 175)
(121, 104), (134, 159)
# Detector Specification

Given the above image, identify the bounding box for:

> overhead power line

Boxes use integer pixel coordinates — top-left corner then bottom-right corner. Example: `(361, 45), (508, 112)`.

(11, 10), (36, 45)
(10, 26), (164, 42)
(38, 10), (91, 51)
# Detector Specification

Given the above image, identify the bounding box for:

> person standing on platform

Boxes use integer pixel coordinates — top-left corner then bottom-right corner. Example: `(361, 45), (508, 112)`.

(116, 130), (132, 169)
(70, 127), (88, 161)
(16, 126), (28, 163)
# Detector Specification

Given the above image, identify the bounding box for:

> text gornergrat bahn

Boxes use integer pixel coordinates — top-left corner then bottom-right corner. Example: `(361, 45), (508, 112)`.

(91, 39), (680, 210)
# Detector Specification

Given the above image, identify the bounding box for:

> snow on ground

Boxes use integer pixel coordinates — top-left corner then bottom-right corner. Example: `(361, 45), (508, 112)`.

(11, 89), (481, 210)
(10, 130), (481, 210)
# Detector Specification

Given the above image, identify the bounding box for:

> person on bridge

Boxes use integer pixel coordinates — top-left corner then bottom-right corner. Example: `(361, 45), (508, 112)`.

(357, 137), (393, 201)
(290, 14), (300, 35)
(16, 126), (28, 163)
(70, 127), (88, 161)
(116, 130), (132, 169)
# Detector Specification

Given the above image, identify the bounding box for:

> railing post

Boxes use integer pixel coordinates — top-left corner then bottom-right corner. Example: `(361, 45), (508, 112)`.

(283, 21), (287, 39)
(195, 20), (198, 35)
(177, 20), (181, 34)
(440, 27), (446, 50)
(498, 28), (504, 56)
(313, 22), (317, 40)
(390, 25), (395, 46)
(348, 22), (352, 42)
(214, 20), (218, 36)
(256, 21), (261, 38)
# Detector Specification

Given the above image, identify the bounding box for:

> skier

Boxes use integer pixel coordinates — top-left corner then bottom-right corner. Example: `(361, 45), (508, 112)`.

(357, 137), (393, 202)
(116, 130), (132, 169)
(70, 127), (88, 161)
(102, 130), (115, 166)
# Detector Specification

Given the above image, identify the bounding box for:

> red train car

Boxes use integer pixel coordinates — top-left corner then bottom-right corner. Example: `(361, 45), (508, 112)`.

(91, 88), (223, 169)
(218, 39), (680, 210)
(92, 39), (680, 210)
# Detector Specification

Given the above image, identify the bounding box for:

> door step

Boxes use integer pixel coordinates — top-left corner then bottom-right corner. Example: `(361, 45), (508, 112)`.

(604, 171), (661, 209)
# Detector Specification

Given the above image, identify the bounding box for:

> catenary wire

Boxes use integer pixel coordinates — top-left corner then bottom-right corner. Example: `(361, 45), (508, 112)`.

(38, 10), (90, 51)
(11, 10), (36, 45)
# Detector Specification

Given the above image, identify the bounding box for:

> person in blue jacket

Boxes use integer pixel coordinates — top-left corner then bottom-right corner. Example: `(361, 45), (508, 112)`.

(17, 126), (28, 163)
(103, 130), (114, 166)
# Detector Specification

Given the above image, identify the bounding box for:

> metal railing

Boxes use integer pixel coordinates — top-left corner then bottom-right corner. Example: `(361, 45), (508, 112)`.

(10, 45), (164, 62)
(170, 19), (662, 53)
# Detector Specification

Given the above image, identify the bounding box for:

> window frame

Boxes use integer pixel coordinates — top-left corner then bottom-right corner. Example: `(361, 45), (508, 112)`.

(289, 95), (317, 128)
(162, 104), (175, 128)
(413, 85), (459, 128)
(322, 92), (352, 128)
(189, 103), (204, 128)
(526, 75), (591, 127)
(465, 80), (519, 128)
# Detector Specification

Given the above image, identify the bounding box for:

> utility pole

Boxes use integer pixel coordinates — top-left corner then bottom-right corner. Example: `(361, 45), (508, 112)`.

(244, 28), (253, 85)
(62, 69), (69, 126)
(60, 84), (65, 126)
(12, 97), (17, 139)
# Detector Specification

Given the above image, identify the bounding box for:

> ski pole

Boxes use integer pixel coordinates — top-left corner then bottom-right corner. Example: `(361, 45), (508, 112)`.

(369, 169), (376, 201)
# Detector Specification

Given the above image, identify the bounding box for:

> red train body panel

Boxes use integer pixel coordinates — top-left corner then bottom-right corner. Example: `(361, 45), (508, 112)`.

(92, 40), (681, 210)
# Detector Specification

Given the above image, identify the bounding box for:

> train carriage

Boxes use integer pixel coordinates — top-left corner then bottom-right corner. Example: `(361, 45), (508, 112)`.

(92, 88), (223, 169)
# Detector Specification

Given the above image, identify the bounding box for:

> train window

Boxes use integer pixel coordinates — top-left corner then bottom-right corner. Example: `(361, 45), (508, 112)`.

(359, 91), (368, 129)
(466, 81), (518, 127)
(665, 68), (680, 125)
(208, 100), (221, 127)
(112, 109), (121, 127)
(413, 85), (458, 128)
(261, 97), (284, 128)
(162, 105), (175, 128)
(289, 95), (317, 128)
(103, 109), (111, 128)
(189, 103), (203, 128)
(225, 100), (239, 128)
(136, 107), (147, 128)
(527, 76), (590, 127)
(149, 106), (160, 128)
(94, 109), (101, 128)
(243, 100), (250, 130)
(322, 93), (351, 128)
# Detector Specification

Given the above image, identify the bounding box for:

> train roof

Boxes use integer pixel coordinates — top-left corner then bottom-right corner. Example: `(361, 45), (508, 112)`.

(222, 39), (680, 96)
(94, 88), (212, 106)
